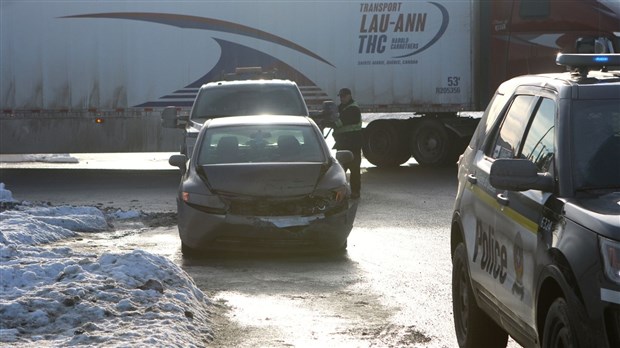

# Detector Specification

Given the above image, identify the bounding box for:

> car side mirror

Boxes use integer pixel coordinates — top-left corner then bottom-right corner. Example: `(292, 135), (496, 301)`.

(490, 158), (553, 192)
(161, 107), (188, 129)
(169, 154), (188, 176)
(336, 150), (354, 165)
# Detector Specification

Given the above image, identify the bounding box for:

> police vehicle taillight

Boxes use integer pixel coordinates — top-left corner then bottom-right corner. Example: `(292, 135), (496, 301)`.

(600, 236), (620, 285)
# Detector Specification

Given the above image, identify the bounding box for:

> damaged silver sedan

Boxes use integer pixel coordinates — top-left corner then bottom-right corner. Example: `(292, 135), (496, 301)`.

(169, 115), (358, 255)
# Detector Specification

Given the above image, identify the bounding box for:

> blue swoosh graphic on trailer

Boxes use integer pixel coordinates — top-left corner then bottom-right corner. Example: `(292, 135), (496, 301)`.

(393, 2), (449, 58)
(134, 39), (321, 108)
(61, 12), (334, 67)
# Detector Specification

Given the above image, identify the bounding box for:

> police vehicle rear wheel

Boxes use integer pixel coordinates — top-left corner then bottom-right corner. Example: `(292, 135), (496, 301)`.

(452, 244), (508, 348)
(542, 298), (578, 348)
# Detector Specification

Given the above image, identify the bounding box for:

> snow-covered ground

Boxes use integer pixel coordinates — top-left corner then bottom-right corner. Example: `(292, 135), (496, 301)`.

(0, 183), (214, 347)
(0, 153), (175, 170)
(0, 154), (79, 164)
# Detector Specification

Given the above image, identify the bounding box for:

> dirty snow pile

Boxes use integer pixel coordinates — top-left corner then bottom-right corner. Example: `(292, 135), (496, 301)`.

(0, 183), (214, 347)
(0, 153), (79, 163)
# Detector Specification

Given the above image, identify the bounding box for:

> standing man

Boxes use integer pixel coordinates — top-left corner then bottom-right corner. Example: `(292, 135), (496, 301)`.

(333, 88), (362, 199)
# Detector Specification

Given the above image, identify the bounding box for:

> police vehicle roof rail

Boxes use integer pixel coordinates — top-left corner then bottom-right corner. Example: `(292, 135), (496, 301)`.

(556, 53), (620, 79)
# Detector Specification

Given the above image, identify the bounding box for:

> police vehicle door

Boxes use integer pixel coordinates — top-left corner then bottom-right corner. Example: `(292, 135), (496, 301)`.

(490, 93), (556, 335)
(461, 92), (512, 308)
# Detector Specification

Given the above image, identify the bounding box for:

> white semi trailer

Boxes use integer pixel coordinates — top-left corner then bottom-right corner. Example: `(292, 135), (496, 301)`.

(1, 0), (618, 166)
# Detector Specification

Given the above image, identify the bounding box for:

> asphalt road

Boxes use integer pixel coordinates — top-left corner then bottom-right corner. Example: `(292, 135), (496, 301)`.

(1, 161), (521, 348)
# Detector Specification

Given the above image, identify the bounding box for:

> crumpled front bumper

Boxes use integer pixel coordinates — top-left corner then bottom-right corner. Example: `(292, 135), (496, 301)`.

(178, 199), (358, 252)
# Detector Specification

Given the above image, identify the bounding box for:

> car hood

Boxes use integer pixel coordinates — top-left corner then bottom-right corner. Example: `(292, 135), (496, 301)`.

(564, 191), (620, 239)
(201, 163), (324, 197)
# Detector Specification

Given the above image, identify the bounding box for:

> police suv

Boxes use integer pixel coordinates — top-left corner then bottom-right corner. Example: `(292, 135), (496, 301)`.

(451, 54), (620, 348)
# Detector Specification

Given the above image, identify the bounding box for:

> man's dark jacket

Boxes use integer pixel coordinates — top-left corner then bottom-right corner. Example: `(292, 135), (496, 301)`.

(333, 100), (363, 150)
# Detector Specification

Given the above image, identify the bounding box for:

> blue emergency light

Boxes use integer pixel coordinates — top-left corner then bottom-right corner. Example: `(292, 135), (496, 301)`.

(594, 56), (608, 62)
(556, 53), (620, 68)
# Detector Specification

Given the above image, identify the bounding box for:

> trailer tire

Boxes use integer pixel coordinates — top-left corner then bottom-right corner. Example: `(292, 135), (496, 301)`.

(362, 120), (410, 167)
(410, 119), (452, 166)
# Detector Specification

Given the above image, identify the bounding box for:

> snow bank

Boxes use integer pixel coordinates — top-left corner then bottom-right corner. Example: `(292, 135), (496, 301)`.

(0, 183), (214, 347)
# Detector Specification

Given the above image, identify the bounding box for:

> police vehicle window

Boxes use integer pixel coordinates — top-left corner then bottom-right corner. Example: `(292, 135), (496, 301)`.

(520, 98), (555, 173)
(519, 0), (550, 18)
(490, 95), (535, 159)
(484, 93), (508, 135)
(572, 100), (620, 190)
(470, 93), (508, 151)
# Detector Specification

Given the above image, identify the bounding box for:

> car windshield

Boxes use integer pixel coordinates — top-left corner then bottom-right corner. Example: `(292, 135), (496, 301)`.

(196, 124), (326, 164)
(190, 85), (307, 120)
(572, 99), (620, 190)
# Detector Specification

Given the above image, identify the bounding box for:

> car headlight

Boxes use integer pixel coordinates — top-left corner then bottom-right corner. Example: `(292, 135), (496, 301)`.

(181, 191), (227, 214)
(311, 185), (348, 214)
(331, 185), (347, 203)
(600, 236), (620, 285)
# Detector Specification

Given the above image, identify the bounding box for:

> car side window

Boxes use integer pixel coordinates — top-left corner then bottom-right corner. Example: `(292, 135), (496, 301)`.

(484, 93), (508, 136)
(469, 92), (509, 151)
(489, 95), (536, 159)
(520, 98), (555, 173)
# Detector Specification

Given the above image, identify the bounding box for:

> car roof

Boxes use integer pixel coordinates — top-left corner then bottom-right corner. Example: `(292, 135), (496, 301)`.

(204, 115), (314, 128)
(200, 79), (298, 90)
(496, 69), (620, 99)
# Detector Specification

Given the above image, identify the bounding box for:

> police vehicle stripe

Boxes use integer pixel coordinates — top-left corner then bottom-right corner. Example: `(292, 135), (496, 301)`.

(470, 184), (539, 234)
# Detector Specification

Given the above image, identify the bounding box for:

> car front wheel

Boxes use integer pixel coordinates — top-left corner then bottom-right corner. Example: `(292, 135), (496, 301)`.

(452, 243), (508, 348)
(181, 242), (200, 258)
(542, 298), (578, 348)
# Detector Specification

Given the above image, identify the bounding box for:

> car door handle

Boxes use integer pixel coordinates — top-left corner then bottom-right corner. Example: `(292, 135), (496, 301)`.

(496, 193), (509, 206)
(467, 174), (477, 184)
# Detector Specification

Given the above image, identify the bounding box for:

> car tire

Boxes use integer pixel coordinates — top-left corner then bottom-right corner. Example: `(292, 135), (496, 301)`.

(452, 243), (508, 348)
(181, 242), (200, 257)
(328, 240), (348, 256)
(542, 298), (578, 348)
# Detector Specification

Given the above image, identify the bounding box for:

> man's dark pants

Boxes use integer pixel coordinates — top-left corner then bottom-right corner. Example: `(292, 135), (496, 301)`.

(342, 146), (362, 196)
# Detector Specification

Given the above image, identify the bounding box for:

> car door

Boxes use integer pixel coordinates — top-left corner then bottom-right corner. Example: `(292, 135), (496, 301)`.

(492, 95), (556, 338)
(463, 93), (536, 312)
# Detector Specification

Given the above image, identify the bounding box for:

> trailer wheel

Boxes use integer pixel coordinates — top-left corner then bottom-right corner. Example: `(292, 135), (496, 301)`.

(362, 120), (410, 167)
(410, 119), (452, 166)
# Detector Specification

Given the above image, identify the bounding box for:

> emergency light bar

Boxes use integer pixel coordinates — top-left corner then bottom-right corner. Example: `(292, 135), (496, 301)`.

(556, 53), (620, 69)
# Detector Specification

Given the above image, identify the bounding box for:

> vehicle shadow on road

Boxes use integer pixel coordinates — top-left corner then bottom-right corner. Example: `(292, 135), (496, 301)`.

(180, 249), (352, 266)
(179, 248), (365, 299)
